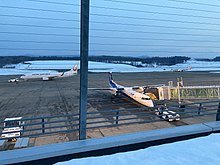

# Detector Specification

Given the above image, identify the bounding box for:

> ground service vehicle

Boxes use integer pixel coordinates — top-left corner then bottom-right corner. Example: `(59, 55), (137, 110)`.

(8, 78), (19, 83)
(1, 117), (24, 142)
(155, 107), (180, 122)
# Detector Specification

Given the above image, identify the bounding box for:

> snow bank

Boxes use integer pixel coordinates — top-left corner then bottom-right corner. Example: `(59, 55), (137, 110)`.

(1, 59), (220, 75)
(56, 133), (220, 165)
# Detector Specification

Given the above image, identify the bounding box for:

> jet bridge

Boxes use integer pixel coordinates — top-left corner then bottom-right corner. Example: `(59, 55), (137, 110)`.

(170, 86), (220, 99)
(156, 85), (220, 100)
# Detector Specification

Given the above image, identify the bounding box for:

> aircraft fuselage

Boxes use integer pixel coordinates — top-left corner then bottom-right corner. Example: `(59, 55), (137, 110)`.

(109, 73), (154, 107)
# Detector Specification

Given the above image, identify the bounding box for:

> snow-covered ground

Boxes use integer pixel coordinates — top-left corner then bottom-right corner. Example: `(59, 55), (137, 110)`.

(56, 133), (220, 165)
(0, 59), (220, 75)
(0, 68), (58, 76)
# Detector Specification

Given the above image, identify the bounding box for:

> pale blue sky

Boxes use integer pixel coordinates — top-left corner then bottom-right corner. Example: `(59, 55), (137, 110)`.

(1, 0), (220, 58)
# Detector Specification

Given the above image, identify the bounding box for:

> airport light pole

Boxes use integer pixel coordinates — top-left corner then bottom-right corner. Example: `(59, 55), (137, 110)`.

(79, 0), (90, 140)
(177, 78), (181, 105)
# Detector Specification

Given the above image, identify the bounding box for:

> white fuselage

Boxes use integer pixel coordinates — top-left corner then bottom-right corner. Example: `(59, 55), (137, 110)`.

(109, 75), (154, 107)
(20, 65), (77, 81)
(20, 73), (61, 80)
(121, 88), (154, 107)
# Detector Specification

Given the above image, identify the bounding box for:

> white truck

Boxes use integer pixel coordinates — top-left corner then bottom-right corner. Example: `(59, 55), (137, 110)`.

(1, 117), (24, 142)
(8, 78), (19, 83)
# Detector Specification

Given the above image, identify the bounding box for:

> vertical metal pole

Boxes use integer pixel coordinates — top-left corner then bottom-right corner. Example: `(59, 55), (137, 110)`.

(116, 111), (119, 125)
(216, 101), (220, 121)
(218, 87), (220, 99)
(79, 0), (90, 140)
(42, 118), (45, 133)
(198, 103), (202, 115)
(177, 78), (181, 105)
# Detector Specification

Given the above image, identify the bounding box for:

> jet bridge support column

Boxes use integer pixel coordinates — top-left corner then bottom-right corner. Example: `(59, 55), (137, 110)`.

(79, 0), (90, 140)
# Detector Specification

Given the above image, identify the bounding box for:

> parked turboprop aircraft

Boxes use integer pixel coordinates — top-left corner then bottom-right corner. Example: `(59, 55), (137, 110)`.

(20, 64), (78, 81)
(108, 73), (154, 107)
(89, 73), (180, 121)
(108, 73), (180, 121)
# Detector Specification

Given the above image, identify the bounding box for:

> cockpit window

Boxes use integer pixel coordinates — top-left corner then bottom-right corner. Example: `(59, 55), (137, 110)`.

(141, 97), (150, 100)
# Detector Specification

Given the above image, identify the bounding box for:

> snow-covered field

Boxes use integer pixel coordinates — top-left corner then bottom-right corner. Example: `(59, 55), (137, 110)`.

(0, 68), (58, 76)
(56, 133), (220, 165)
(0, 59), (220, 75)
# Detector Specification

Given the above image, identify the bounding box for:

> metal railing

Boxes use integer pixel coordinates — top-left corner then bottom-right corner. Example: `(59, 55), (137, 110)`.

(0, 113), (80, 140)
(0, 100), (220, 141)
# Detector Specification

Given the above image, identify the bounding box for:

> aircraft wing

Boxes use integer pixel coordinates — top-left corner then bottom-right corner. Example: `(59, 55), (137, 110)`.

(42, 74), (60, 80)
(132, 86), (145, 90)
(47, 75), (57, 78)
(132, 84), (165, 89)
(148, 84), (166, 87)
(88, 88), (111, 90)
(88, 87), (124, 91)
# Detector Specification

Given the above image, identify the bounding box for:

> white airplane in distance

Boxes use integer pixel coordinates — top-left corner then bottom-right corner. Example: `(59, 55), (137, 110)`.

(173, 65), (192, 72)
(20, 64), (78, 81)
(108, 72), (154, 107)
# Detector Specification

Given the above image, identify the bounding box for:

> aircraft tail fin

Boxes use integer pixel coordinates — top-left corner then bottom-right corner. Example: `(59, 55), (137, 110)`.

(109, 72), (118, 89)
(72, 64), (78, 73)
(187, 65), (192, 70)
(109, 72), (113, 82)
(59, 64), (78, 77)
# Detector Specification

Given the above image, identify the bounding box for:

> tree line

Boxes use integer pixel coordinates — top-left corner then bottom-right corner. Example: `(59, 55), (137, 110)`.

(0, 55), (191, 68)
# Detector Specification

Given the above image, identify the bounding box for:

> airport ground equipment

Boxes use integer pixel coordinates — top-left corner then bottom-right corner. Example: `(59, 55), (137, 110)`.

(8, 78), (19, 83)
(155, 106), (180, 122)
(1, 117), (24, 142)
